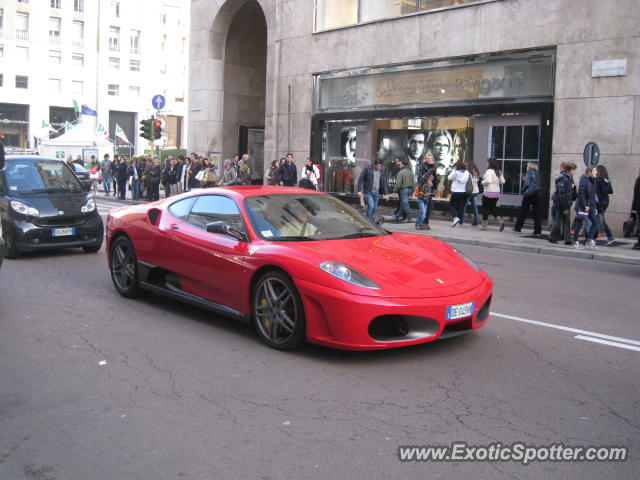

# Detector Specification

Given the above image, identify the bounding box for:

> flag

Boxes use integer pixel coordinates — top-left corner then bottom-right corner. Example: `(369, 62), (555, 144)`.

(96, 123), (109, 139)
(115, 123), (129, 143)
(81, 104), (97, 116)
(72, 99), (80, 113)
(65, 121), (74, 131)
(41, 119), (52, 131)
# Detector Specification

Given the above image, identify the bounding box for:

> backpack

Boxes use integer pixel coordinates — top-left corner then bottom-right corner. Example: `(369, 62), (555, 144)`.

(524, 171), (541, 196)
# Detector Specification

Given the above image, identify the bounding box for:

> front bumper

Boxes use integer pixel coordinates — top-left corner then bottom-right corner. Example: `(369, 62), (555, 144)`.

(11, 213), (103, 252)
(296, 276), (493, 351)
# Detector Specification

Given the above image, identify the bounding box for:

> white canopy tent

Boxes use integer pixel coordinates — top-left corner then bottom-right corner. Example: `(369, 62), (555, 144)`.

(39, 122), (114, 166)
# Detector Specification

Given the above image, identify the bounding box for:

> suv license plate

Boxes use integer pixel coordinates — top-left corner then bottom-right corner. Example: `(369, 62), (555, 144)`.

(52, 227), (75, 237)
(446, 301), (475, 321)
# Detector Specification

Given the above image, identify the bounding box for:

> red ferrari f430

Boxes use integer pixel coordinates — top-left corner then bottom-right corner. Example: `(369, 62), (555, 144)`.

(106, 187), (492, 351)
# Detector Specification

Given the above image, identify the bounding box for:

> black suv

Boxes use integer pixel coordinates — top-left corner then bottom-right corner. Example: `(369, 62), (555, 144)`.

(0, 155), (103, 258)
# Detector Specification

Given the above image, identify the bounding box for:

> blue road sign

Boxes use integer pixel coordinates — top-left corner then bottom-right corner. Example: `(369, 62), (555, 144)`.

(152, 94), (166, 110)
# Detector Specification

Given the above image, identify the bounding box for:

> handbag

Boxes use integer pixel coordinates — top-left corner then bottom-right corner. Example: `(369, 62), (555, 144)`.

(576, 209), (589, 219)
(623, 214), (637, 238)
(465, 174), (473, 194)
(195, 170), (206, 182)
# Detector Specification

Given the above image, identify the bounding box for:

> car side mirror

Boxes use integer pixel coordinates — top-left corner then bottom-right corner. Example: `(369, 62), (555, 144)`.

(206, 221), (247, 242)
(0, 142), (5, 171)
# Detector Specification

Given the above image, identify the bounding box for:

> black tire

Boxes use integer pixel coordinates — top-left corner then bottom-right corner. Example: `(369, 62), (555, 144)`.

(109, 236), (143, 298)
(252, 271), (306, 350)
(3, 227), (20, 259)
(82, 243), (102, 253)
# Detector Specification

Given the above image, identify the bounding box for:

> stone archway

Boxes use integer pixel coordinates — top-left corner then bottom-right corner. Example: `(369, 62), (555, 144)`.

(221, 0), (267, 170)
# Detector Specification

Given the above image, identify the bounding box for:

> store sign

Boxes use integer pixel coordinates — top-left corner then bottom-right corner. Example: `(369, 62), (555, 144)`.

(315, 53), (554, 113)
(591, 59), (627, 78)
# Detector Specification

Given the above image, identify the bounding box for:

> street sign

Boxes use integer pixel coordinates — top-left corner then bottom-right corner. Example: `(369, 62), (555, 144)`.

(151, 94), (166, 110)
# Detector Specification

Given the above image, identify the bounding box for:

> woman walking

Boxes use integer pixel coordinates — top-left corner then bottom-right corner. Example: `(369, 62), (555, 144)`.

(481, 158), (506, 230)
(464, 160), (481, 226)
(126, 157), (142, 201)
(595, 165), (615, 245)
(415, 159), (436, 230)
(571, 166), (599, 249)
(513, 162), (542, 235)
(447, 160), (470, 227)
(266, 159), (279, 185)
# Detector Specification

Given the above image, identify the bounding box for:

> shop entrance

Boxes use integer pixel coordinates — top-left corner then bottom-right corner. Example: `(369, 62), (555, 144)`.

(474, 115), (542, 207)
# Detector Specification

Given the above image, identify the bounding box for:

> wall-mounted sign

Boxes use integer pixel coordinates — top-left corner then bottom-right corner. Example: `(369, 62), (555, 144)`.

(592, 59), (627, 78)
(314, 50), (555, 113)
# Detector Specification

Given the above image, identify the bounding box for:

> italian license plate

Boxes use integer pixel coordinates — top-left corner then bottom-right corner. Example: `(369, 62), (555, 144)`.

(446, 301), (475, 321)
(52, 227), (75, 237)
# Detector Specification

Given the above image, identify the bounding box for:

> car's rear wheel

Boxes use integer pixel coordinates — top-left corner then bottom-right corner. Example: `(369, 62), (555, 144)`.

(110, 237), (143, 298)
(252, 271), (306, 350)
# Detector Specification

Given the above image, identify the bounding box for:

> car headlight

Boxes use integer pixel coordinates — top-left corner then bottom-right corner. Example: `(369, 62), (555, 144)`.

(81, 198), (96, 213)
(10, 200), (40, 217)
(319, 261), (380, 289)
(453, 248), (480, 272)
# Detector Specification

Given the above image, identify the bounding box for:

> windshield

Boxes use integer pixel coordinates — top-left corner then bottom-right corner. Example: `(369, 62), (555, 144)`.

(244, 193), (388, 241)
(4, 160), (85, 194)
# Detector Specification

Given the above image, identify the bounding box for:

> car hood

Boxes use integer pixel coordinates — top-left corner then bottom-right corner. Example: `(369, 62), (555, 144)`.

(278, 232), (484, 298)
(8, 192), (90, 218)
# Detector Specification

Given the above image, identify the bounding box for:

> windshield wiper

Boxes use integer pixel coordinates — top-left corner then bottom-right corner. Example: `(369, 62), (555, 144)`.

(272, 236), (317, 241)
(334, 232), (379, 239)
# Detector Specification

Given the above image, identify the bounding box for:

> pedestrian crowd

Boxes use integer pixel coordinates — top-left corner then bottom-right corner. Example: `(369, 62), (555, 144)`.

(354, 154), (640, 250)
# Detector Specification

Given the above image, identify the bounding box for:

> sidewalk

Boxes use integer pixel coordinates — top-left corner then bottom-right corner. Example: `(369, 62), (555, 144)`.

(93, 190), (640, 265)
(382, 216), (640, 266)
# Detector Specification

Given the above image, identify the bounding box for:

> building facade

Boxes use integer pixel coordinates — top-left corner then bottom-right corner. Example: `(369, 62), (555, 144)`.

(189, 0), (639, 229)
(0, 0), (190, 156)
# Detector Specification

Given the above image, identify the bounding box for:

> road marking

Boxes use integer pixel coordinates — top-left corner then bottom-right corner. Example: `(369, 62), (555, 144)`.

(492, 312), (640, 346)
(573, 335), (640, 352)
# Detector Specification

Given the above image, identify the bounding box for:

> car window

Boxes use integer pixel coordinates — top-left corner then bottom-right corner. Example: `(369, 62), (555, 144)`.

(186, 195), (245, 232)
(5, 160), (84, 194)
(168, 197), (196, 222)
(244, 193), (388, 241)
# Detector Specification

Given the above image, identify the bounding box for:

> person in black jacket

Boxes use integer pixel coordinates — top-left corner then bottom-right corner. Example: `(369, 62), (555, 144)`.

(514, 162), (542, 235)
(548, 162), (577, 244)
(116, 157), (128, 200)
(144, 157), (162, 201)
(357, 159), (388, 220)
(279, 153), (297, 186)
(631, 166), (640, 250)
(571, 166), (599, 249)
(595, 165), (615, 244)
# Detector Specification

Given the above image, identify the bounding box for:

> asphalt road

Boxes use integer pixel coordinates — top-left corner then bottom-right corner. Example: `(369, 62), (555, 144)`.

(0, 199), (638, 480)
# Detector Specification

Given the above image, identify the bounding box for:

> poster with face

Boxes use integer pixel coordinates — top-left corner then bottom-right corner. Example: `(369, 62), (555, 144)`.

(376, 128), (472, 199)
(325, 123), (368, 194)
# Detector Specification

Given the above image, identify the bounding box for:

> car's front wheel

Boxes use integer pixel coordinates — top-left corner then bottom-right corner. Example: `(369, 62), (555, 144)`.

(110, 236), (143, 298)
(252, 271), (306, 350)
(2, 226), (20, 259)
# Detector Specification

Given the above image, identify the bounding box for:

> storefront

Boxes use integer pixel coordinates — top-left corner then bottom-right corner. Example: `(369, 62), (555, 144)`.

(311, 48), (555, 216)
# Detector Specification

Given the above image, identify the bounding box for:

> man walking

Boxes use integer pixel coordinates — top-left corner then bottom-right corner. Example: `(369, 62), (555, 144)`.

(393, 158), (415, 223)
(101, 153), (112, 195)
(279, 153), (297, 187)
(357, 159), (388, 220)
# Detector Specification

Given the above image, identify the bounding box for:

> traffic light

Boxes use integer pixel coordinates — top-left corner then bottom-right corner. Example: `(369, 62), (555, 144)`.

(139, 119), (151, 140)
(153, 119), (162, 140)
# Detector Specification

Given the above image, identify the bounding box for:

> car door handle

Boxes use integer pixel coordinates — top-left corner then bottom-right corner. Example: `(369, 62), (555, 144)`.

(170, 224), (180, 230)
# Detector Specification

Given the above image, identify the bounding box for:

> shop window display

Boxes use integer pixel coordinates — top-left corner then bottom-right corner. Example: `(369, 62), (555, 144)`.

(324, 123), (364, 194)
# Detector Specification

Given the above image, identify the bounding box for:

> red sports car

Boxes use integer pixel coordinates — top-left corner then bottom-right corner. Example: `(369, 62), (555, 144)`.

(106, 186), (492, 351)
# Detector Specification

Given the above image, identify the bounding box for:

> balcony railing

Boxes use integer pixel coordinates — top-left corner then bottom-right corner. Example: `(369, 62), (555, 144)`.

(16, 29), (29, 41)
(72, 39), (84, 47)
(49, 32), (61, 44)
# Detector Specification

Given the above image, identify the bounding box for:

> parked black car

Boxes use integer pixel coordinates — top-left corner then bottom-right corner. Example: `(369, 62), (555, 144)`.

(71, 162), (92, 191)
(0, 156), (103, 258)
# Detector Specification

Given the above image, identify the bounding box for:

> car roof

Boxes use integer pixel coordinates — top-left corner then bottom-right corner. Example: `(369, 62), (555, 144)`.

(196, 186), (324, 200)
(6, 156), (66, 163)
